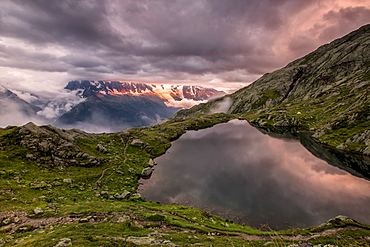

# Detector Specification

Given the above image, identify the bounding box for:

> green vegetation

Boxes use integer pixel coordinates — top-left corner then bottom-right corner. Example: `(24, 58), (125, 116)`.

(1, 113), (369, 246)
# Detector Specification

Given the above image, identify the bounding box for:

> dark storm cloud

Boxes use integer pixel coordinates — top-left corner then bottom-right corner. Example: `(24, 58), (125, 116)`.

(320, 6), (370, 40)
(1, 0), (370, 89)
(1, 0), (118, 47)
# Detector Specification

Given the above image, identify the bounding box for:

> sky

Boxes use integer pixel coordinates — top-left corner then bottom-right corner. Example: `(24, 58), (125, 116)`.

(1, 0), (370, 94)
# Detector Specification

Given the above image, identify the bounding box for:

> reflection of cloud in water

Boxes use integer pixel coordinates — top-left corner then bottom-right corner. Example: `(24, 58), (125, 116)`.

(140, 120), (370, 230)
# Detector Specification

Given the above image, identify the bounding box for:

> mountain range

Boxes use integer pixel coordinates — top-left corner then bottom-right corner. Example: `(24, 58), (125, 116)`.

(64, 80), (225, 102)
(0, 81), (225, 132)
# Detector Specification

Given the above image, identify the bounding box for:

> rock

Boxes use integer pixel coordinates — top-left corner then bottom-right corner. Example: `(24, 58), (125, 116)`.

(336, 143), (348, 150)
(132, 193), (142, 198)
(63, 178), (74, 184)
(148, 159), (156, 167)
(2, 218), (11, 225)
(55, 238), (72, 247)
(126, 236), (156, 245)
(114, 190), (132, 199)
(116, 130), (130, 137)
(319, 215), (355, 228)
(364, 146), (370, 155)
(141, 167), (153, 178)
(25, 154), (36, 160)
(96, 144), (107, 153)
(34, 207), (44, 214)
(116, 215), (131, 223)
(79, 218), (89, 223)
(100, 191), (109, 196)
(131, 139), (145, 147)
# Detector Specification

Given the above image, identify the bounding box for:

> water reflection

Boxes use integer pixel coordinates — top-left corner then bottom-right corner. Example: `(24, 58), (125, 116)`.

(139, 120), (370, 230)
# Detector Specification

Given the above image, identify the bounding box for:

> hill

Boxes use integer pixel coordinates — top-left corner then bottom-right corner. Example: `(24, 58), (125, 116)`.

(1, 114), (370, 246)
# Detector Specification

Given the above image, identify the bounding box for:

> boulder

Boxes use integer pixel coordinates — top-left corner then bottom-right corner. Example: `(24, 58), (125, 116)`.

(55, 238), (72, 247)
(63, 178), (74, 184)
(131, 139), (145, 147)
(114, 190), (132, 199)
(96, 143), (107, 153)
(141, 167), (153, 178)
(148, 159), (156, 167)
(34, 207), (44, 215)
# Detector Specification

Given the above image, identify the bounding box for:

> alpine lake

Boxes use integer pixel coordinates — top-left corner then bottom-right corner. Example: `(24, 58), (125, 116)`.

(139, 120), (370, 230)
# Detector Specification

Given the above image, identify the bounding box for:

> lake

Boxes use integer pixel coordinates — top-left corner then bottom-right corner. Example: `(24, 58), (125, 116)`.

(139, 120), (370, 230)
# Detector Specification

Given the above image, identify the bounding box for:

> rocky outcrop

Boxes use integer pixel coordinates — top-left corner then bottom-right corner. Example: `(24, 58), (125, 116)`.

(3, 122), (108, 167)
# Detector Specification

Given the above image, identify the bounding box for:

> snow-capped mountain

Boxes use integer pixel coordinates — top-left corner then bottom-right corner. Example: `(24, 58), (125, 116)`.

(57, 81), (225, 132)
(0, 81), (226, 132)
(65, 80), (226, 102)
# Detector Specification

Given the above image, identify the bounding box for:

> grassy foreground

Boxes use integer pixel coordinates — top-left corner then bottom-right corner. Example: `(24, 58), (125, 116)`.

(1, 114), (370, 246)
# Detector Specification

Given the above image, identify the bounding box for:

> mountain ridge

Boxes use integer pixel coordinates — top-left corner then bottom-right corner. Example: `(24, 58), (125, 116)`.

(65, 80), (226, 101)
(175, 23), (370, 155)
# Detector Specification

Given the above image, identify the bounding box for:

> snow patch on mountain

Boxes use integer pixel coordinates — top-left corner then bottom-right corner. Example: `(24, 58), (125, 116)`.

(65, 80), (226, 106)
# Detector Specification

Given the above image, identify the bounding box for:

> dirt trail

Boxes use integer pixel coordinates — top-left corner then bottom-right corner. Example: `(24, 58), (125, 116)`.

(94, 138), (130, 186)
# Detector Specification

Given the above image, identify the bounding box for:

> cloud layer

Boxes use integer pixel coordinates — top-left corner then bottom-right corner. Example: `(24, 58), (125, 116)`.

(1, 0), (370, 92)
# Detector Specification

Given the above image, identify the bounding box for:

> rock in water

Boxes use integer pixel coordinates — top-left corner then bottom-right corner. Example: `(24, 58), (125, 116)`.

(141, 167), (153, 178)
(148, 159), (156, 167)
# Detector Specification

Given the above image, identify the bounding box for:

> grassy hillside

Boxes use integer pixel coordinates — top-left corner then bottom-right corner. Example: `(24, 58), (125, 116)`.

(1, 114), (370, 246)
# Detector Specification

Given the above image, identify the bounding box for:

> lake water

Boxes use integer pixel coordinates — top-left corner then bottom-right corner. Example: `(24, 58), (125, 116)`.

(139, 120), (370, 230)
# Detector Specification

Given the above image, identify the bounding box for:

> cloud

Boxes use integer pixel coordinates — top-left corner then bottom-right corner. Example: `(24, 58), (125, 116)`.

(208, 97), (233, 114)
(0, 0), (370, 93)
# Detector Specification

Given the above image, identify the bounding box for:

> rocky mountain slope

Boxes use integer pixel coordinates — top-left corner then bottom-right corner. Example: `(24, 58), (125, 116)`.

(175, 24), (370, 155)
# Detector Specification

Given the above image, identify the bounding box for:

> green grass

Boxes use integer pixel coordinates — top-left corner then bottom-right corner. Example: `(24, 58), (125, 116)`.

(1, 113), (370, 246)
